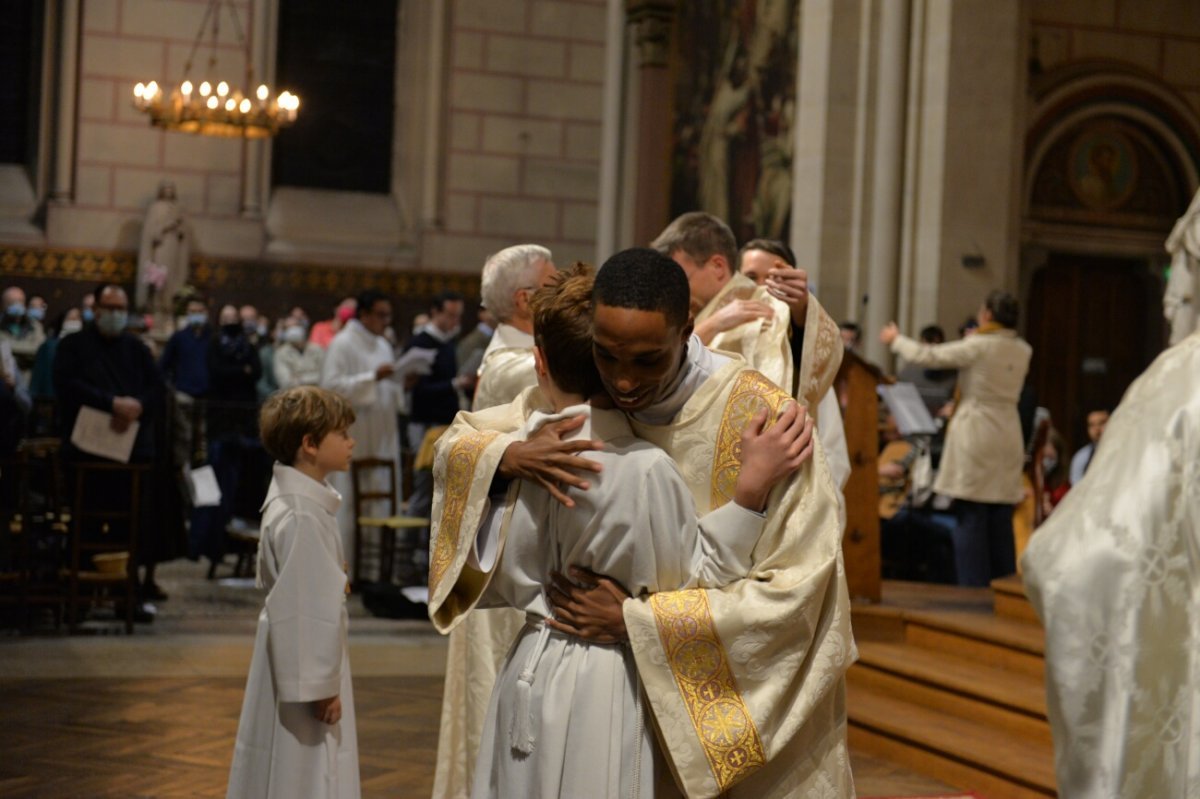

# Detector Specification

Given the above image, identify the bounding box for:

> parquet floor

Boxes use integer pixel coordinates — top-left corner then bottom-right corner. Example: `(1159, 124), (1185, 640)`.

(0, 675), (443, 799)
(0, 563), (959, 798)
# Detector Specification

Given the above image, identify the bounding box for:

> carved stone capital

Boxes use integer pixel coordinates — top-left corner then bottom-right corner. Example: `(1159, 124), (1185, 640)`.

(627, 0), (676, 68)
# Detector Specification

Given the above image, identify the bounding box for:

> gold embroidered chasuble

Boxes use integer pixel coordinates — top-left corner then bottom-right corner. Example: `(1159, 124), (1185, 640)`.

(696, 273), (843, 417)
(429, 336), (540, 799)
(427, 364), (856, 798)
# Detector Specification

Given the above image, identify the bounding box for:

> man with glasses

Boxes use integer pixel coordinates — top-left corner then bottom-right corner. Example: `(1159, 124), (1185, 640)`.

(321, 289), (403, 574)
(54, 283), (166, 614)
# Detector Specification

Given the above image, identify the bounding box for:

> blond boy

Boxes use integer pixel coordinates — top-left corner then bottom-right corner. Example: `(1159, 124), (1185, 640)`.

(227, 386), (361, 799)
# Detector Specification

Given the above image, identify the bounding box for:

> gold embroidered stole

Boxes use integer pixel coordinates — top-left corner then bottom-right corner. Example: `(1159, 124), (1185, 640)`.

(627, 364), (854, 798)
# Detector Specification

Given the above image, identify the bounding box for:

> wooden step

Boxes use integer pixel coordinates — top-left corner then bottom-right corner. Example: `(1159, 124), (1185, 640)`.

(847, 680), (1056, 797)
(902, 609), (1045, 679)
(855, 640), (1048, 721)
(991, 575), (1041, 624)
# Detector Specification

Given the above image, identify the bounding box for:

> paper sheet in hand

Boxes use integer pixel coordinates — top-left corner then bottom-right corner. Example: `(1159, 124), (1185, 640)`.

(878, 382), (940, 436)
(70, 406), (139, 463)
(184, 464), (222, 507)
(393, 347), (437, 379)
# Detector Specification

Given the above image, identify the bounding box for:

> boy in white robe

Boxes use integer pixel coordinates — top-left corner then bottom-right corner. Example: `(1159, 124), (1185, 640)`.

(228, 386), (361, 799)
(431, 267), (811, 798)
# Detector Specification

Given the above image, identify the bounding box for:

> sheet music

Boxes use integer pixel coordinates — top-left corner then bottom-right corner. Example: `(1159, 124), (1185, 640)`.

(69, 406), (139, 463)
(878, 382), (940, 437)
(391, 346), (437, 380)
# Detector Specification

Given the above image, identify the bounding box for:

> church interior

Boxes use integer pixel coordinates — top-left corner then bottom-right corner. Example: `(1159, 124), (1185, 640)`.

(2, 0), (1199, 796)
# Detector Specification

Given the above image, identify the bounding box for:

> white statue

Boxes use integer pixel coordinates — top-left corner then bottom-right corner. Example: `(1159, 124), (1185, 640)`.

(1164, 188), (1200, 346)
(137, 180), (190, 321)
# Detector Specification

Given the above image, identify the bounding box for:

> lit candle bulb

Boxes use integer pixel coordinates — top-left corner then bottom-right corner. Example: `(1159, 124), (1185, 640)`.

(133, 82), (145, 99)
(217, 81), (229, 97)
(224, 97), (236, 111)
(238, 98), (251, 113)
(145, 81), (158, 98)
(256, 84), (268, 102)
(206, 95), (219, 110)
(181, 80), (193, 97)
(199, 81), (211, 97)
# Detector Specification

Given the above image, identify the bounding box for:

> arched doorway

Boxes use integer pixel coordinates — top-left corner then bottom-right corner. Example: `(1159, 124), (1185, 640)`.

(1022, 67), (1200, 453)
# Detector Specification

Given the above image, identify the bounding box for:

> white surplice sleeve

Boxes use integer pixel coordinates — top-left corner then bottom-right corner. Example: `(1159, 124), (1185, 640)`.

(321, 337), (379, 407)
(263, 510), (348, 703)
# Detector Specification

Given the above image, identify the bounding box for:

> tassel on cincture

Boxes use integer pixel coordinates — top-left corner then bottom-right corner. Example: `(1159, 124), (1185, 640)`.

(510, 671), (536, 755)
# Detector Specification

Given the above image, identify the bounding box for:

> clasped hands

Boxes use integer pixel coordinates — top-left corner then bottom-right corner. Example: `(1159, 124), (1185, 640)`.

(110, 396), (143, 433)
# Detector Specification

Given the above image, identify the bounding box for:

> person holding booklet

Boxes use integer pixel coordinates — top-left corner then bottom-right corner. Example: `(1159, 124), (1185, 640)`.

(320, 289), (433, 575)
(54, 283), (167, 604)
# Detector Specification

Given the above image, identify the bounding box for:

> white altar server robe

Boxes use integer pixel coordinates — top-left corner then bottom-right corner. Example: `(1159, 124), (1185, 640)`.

(468, 405), (764, 799)
(227, 465), (360, 799)
(321, 319), (400, 570)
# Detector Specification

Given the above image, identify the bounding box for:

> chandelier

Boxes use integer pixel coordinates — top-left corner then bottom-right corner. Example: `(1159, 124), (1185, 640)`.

(131, 0), (299, 139)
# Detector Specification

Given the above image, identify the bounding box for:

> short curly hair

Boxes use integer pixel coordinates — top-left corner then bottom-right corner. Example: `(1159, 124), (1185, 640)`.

(259, 386), (356, 465)
(530, 262), (604, 398)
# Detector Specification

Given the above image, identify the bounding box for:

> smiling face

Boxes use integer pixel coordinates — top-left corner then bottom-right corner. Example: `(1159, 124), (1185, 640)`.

(591, 302), (690, 412)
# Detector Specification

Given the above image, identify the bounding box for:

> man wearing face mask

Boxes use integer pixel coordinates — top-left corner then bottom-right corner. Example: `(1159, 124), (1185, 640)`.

(194, 305), (263, 570)
(273, 315), (324, 389)
(1, 285), (46, 377)
(160, 298), (213, 468)
(54, 283), (166, 609)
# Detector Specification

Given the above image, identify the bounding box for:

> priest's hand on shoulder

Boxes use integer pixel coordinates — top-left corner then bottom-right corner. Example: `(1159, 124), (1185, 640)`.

(313, 695), (342, 725)
(735, 402), (813, 511)
(498, 415), (604, 508)
(546, 567), (629, 644)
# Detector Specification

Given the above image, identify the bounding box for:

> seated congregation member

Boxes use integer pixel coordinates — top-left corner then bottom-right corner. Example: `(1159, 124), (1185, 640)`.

(1068, 408), (1108, 486)
(429, 249), (853, 798)
(228, 386), (360, 799)
(880, 290), (1032, 587)
(53, 284), (166, 605)
(434, 266), (806, 798)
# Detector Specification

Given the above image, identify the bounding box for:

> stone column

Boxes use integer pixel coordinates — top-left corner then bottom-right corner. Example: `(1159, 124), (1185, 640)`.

(862, 0), (910, 364)
(626, 0), (675, 246)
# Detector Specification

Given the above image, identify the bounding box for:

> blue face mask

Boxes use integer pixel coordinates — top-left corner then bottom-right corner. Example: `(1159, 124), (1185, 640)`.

(187, 312), (208, 327)
(5, 303), (25, 318)
(27, 306), (45, 322)
(96, 309), (128, 336)
(82, 308), (95, 323)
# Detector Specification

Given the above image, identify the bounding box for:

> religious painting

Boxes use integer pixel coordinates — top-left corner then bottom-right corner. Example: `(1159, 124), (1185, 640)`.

(1067, 127), (1137, 211)
(669, 0), (801, 243)
(1028, 116), (1186, 232)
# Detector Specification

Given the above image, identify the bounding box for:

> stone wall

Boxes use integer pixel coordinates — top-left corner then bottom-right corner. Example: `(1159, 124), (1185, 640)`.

(1031, 0), (1200, 117)
(8, 0), (609, 281)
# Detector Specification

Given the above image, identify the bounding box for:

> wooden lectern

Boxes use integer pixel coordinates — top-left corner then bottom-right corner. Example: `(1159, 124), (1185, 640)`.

(835, 350), (892, 603)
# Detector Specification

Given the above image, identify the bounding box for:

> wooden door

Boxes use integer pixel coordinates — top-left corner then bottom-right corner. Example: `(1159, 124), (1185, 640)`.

(1025, 255), (1163, 453)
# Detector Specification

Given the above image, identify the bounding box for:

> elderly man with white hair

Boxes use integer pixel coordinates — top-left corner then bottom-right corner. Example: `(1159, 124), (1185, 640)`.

(431, 243), (558, 799)
(470, 244), (558, 411)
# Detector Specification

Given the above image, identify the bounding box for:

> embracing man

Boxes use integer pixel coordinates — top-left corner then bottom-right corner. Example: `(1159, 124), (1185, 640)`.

(428, 249), (855, 798)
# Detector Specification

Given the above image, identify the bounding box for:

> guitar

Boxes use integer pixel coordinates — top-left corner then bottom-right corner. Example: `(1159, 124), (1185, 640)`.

(878, 440), (917, 520)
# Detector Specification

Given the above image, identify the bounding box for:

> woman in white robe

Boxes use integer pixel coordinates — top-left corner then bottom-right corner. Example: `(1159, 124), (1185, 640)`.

(468, 402), (767, 799)
(227, 464), (360, 799)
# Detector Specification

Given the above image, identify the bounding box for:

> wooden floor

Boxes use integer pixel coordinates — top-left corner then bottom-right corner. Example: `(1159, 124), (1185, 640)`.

(0, 563), (964, 798)
(0, 675), (442, 798)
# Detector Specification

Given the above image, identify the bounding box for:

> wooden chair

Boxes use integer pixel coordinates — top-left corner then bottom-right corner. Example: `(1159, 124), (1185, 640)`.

(0, 439), (68, 631)
(64, 462), (149, 634)
(350, 458), (429, 586)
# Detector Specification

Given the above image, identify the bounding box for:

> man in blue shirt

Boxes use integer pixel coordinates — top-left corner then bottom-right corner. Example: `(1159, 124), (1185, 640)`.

(160, 297), (212, 469)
